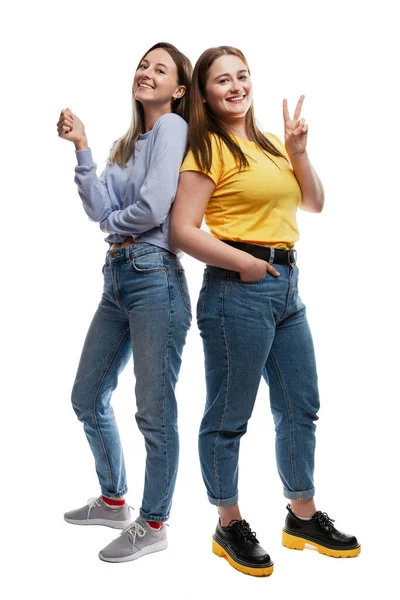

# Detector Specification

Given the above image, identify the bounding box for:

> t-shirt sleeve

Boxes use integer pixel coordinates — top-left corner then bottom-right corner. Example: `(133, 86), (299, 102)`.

(180, 134), (223, 186)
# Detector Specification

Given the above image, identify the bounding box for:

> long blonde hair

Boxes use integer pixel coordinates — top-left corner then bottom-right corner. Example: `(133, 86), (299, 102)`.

(110, 42), (192, 168)
(189, 46), (287, 172)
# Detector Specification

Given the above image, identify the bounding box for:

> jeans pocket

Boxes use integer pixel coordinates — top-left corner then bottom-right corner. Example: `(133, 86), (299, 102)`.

(131, 252), (166, 273)
(196, 271), (209, 321)
(238, 271), (268, 285)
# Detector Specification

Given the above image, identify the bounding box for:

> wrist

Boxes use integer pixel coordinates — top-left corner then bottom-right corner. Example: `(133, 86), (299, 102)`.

(237, 252), (258, 273)
(288, 149), (308, 162)
(74, 136), (89, 151)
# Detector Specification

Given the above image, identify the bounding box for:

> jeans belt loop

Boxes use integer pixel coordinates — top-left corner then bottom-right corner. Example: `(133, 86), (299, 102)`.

(124, 247), (130, 260)
(268, 247), (275, 263)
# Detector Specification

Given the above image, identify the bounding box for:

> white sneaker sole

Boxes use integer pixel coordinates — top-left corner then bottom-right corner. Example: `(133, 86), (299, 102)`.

(64, 517), (132, 529)
(98, 539), (168, 563)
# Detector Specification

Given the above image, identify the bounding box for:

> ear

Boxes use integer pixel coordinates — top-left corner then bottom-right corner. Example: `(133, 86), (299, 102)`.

(172, 85), (186, 100)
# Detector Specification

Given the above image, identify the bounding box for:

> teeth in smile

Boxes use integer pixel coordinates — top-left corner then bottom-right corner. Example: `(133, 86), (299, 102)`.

(227, 95), (245, 102)
(139, 83), (153, 89)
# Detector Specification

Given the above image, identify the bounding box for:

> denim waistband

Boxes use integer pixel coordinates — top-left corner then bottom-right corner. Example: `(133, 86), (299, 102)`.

(105, 243), (173, 265)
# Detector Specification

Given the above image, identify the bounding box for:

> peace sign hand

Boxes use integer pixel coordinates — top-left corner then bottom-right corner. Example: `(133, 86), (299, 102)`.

(283, 95), (308, 157)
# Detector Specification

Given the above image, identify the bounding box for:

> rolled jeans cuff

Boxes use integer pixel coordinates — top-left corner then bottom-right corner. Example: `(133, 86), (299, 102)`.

(100, 485), (128, 499)
(140, 509), (169, 523)
(283, 487), (315, 500)
(207, 492), (239, 507)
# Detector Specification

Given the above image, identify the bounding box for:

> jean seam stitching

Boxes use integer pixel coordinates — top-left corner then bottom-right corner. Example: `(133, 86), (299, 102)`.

(176, 267), (192, 312)
(212, 275), (230, 503)
(277, 265), (294, 324)
(196, 271), (209, 321)
(158, 266), (173, 518)
(269, 348), (299, 492)
(91, 325), (130, 494)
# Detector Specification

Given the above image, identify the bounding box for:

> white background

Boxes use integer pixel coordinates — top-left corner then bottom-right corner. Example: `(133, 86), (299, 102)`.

(1, 0), (399, 598)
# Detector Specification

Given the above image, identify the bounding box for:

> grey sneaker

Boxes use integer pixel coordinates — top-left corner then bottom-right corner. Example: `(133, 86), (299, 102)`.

(64, 496), (132, 529)
(98, 516), (168, 563)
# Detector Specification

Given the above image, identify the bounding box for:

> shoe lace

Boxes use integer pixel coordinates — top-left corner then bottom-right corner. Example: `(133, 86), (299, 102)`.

(87, 497), (102, 517)
(230, 519), (259, 545)
(121, 521), (146, 545)
(315, 511), (335, 531)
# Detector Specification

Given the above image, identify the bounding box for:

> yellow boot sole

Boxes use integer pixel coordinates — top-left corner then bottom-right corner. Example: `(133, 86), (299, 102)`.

(282, 530), (361, 558)
(212, 538), (274, 577)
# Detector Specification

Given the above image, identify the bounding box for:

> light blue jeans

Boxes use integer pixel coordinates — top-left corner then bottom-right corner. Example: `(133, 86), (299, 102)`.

(71, 244), (191, 521)
(197, 263), (320, 506)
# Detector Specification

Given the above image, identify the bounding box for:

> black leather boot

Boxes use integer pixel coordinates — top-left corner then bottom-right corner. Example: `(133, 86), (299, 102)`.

(212, 519), (274, 577)
(282, 504), (360, 558)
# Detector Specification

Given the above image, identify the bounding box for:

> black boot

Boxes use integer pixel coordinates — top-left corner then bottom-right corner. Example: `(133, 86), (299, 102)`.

(212, 519), (274, 577)
(282, 504), (360, 558)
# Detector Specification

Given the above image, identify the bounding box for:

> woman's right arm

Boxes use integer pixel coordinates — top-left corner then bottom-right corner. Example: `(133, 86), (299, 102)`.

(170, 171), (280, 282)
(57, 108), (113, 222)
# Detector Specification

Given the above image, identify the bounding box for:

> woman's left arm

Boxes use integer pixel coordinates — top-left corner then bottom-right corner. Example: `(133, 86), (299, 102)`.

(290, 152), (324, 213)
(283, 96), (324, 213)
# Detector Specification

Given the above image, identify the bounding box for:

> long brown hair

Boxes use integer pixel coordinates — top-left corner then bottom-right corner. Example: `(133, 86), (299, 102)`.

(110, 42), (192, 168)
(189, 46), (287, 172)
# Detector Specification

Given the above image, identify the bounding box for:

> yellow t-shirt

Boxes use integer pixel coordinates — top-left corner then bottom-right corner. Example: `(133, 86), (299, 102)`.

(180, 133), (302, 249)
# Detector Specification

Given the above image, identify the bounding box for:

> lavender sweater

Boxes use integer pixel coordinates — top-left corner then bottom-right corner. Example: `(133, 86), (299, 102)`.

(74, 112), (188, 253)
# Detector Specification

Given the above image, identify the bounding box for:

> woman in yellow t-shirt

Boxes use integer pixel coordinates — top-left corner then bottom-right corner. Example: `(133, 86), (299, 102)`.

(170, 46), (360, 577)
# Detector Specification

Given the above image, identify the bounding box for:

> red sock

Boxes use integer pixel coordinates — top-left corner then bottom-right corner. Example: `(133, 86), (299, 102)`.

(147, 521), (163, 529)
(102, 496), (125, 506)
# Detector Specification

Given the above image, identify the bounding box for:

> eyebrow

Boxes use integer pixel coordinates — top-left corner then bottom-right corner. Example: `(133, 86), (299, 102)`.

(214, 69), (248, 81)
(141, 59), (169, 70)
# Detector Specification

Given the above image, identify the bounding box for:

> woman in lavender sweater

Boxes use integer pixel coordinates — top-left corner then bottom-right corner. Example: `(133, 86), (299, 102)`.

(57, 42), (192, 563)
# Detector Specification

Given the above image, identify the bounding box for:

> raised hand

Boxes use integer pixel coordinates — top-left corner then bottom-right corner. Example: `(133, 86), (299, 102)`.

(57, 108), (87, 148)
(283, 95), (308, 157)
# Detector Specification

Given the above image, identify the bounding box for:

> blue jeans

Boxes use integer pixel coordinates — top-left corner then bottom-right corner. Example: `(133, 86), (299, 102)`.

(197, 263), (320, 506)
(71, 244), (191, 521)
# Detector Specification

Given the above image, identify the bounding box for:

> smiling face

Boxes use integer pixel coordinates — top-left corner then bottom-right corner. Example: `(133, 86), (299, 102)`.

(204, 54), (252, 123)
(133, 48), (185, 110)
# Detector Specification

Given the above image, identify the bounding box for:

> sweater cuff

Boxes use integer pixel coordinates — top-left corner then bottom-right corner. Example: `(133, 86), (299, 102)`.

(75, 148), (93, 166)
(100, 217), (110, 233)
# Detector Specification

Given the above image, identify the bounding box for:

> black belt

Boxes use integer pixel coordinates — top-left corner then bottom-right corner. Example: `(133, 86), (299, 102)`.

(222, 240), (297, 265)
